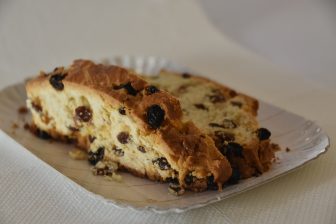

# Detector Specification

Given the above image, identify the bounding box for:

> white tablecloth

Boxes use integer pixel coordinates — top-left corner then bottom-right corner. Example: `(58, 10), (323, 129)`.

(0, 1), (335, 223)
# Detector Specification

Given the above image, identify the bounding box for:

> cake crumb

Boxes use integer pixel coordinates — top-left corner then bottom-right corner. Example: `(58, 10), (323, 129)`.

(104, 173), (123, 182)
(168, 184), (185, 196)
(23, 123), (30, 130)
(68, 148), (87, 160)
(286, 147), (291, 152)
(91, 161), (122, 182)
(111, 173), (123, 182)
(11, 122), (19, 129)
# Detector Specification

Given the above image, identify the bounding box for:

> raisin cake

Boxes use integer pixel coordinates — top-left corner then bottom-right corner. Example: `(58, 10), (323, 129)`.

(25, 60), (232, 193)
(145, 71), (279, 180)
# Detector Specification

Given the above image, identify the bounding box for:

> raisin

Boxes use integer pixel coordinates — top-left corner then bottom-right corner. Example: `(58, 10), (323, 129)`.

(18, 106), (28, 114)
(117, 132), (129, 144)
(226, 142), (244, 158)
(36, 129), (52, 140)
(194, 103), (208, 110)
(231, 101), (242, 108)
(207, 175), (218, 190)
(166, 177), (179, 185)
(32, 102), (42, 112)
(118, 107), (126, 115)
(88, 135), (96, 143)
(88, 147), (104, 165)
(145, 85), (160, 95)
(113, 82), (138, 96)
(75, 106), (92, 122)
(137, 146), (146, 153)
(229, 90), (237, 97)
(257, 128), (271, 140)
(184, 173), (194, 185)
(146, 105), (165, 129)
(49, 74), (66, 90)
(218, 145), (228, 156)
(181, 73), (191, 78)
(123, 82), (138, 96)
(152, 157), (171, 170)
(208, 90), (226, 103)
(227, 168), (240, 185)
(112, 146), (124, 157)
(210, 95), (225, 103)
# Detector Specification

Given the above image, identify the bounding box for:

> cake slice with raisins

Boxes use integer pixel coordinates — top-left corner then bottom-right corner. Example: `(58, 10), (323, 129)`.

(25, 60), (232, 193)
(145, 71), (279, 181)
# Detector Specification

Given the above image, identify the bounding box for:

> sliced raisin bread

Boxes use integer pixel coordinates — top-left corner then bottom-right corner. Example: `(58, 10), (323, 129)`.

(25, 60), (232, 192)
(145, 71), (279, 180)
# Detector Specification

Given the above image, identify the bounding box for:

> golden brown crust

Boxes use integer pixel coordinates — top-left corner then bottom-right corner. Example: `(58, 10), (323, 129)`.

(67, 60), (184, 125)
(26, 60), (232, 191)
(160, 121), (231, 187)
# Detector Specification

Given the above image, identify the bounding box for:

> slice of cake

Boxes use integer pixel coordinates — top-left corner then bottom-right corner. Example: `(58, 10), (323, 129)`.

(25, 60), (232, 193)
(145, 71), (279, 181)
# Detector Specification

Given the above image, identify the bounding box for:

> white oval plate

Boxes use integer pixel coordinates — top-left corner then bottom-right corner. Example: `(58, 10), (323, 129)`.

(0, 56), (330, 213)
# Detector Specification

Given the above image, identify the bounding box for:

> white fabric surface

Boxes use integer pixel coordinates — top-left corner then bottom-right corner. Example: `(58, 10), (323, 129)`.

(0, 0), (335, 223)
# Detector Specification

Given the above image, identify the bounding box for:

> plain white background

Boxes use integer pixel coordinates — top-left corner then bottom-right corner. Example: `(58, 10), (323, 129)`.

(200, 0), (336, 79)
